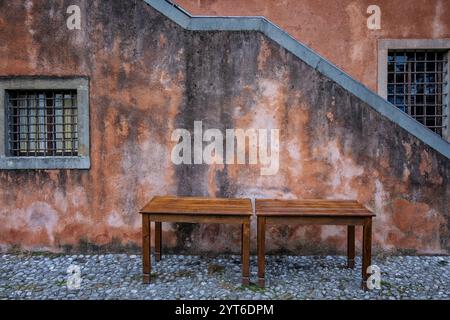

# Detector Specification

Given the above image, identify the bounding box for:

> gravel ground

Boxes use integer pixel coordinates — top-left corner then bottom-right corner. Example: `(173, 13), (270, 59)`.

(0, 254), (448, 300)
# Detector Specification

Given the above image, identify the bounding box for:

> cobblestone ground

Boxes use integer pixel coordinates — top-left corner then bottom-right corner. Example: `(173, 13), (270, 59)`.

(0, 254), (449, 300)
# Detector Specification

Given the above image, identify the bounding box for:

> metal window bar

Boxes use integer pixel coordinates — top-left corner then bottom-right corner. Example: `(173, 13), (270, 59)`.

(387, 50), (448, 136)
(6, 90), (78, 157)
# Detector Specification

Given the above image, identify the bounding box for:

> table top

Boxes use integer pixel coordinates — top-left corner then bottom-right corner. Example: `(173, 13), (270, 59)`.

(255, 199), (374, 217)
(140, 196), (253, 216)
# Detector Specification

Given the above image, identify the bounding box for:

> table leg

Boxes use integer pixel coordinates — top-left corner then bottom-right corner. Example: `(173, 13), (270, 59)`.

(142, 214), (151, 284)
(241, 224), (243, 260)
(257, 216), (266, 288)
(242, 221), (250, 286)
(347, 225), (355, 269)
(361, 217), (372, 290)
(155, 222), (162, 262)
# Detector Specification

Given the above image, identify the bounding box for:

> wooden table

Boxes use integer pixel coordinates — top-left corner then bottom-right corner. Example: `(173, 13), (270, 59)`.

(140, 196), (253, 285)
(255, 199), (375, 289)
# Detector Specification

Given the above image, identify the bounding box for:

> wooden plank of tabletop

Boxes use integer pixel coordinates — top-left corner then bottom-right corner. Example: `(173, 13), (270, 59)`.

(140, 196), (253, 215)
(255, 199), (374, 216)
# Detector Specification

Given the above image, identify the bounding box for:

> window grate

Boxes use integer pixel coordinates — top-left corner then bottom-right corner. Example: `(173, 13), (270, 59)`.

(6, 90), (78, 157)
(387, 50), (448, 136)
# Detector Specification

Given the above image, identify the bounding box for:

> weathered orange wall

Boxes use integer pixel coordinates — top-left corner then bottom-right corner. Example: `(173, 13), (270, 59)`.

(176, 0), (450, 92)
(0, 0), (449, 255)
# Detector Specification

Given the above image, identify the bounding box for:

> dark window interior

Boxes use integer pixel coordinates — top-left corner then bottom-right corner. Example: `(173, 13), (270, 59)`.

(6, 90), (78, 157)
(387, 50), (448, 137)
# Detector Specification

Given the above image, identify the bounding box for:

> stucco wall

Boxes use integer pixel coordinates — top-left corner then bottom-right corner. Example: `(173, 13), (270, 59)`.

(0, 0), (448, 254)
(176, 0), (450, 92)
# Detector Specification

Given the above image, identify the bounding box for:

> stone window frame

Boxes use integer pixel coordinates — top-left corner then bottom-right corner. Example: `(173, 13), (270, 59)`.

(0, 77), (90, 170)
(378, 39), (450, 141)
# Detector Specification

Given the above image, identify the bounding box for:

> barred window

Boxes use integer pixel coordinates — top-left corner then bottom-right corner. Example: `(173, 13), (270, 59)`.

(6, 90), (78, 156)
(387, 50), (448, 136)
(0, 77), (89, 170)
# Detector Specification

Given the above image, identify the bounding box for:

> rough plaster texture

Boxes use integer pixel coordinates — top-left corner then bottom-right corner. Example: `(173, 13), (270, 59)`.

(0, 0), (449, 254)
(176, 0), (450, 92)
